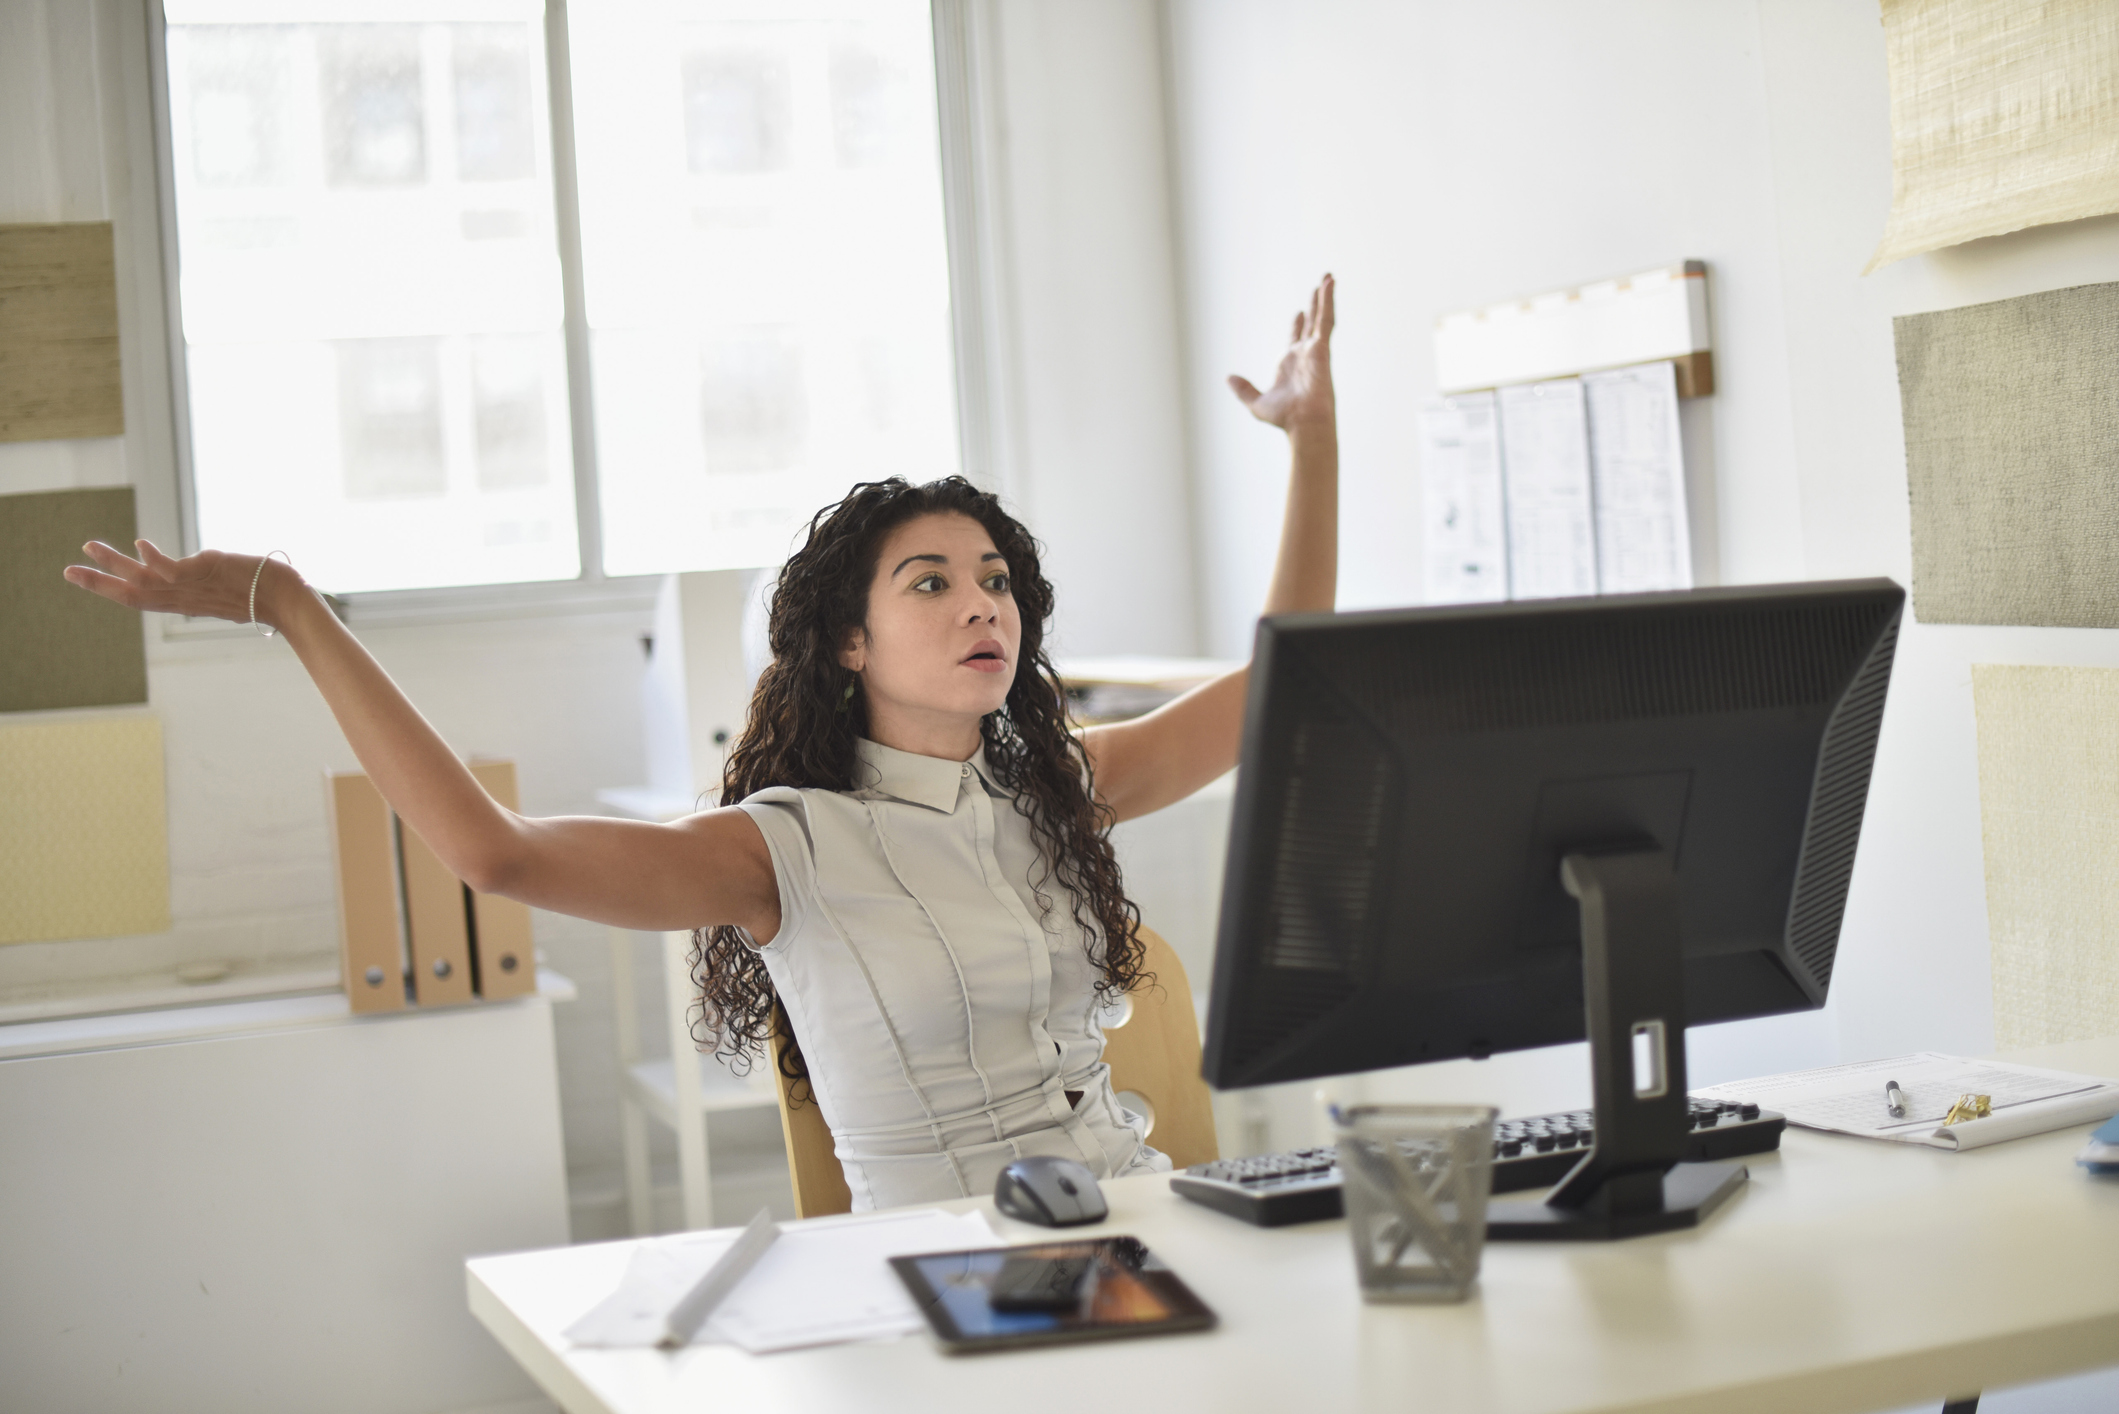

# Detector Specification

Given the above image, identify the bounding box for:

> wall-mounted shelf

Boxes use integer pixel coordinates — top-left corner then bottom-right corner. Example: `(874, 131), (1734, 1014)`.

(1435, 261), (1713, 397)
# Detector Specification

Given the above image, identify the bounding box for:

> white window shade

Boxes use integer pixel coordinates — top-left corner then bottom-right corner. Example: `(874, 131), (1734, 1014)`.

(166, 3), (581, 594)
(569, 0), (961, 577)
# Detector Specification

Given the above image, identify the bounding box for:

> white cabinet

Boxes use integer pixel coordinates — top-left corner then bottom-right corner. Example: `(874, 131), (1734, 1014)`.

(0, 980), (573, 1414)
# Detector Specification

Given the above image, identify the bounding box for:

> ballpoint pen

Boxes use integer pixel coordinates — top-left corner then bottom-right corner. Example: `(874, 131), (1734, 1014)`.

(1885, 1080), (1909, 1119)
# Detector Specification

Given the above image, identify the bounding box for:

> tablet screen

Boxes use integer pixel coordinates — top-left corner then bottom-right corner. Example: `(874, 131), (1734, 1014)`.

(890, 1236), (1216, 1353)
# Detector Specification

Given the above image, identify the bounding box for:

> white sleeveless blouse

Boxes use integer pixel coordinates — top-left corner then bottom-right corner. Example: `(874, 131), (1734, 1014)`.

(735, 738), (1170, 1211)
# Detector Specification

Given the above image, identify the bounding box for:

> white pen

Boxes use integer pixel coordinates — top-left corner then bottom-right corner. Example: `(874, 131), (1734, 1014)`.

(659, 1207), (780, 1349)
(1885, 1080), (1909, 1119)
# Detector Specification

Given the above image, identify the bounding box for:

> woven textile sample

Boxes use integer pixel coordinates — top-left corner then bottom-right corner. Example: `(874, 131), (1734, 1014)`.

(1972, 665), (2119, 1047)
(1895, 283), (2119, 628)
(0, 222), (123, 440)
(0, 487), (149, 711)
(1869, 0), (2119, 272)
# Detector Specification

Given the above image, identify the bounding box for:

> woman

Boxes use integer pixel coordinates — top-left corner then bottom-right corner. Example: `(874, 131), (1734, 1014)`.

(65, 275), (1339, 1210)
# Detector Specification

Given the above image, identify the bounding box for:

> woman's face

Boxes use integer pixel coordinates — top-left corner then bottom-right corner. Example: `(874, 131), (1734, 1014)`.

(841, 511), (1022, 752)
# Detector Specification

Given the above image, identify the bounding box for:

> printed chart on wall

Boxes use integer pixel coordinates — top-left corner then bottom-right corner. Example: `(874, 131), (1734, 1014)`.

(1418, 360), (1692, 605)
(1583, 361), (1691, 594)
(1496, 379), (1596, 600)
(1417, 393), (1508, 604)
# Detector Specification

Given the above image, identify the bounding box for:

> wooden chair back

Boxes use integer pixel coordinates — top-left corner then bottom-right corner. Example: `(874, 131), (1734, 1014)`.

(769, 924), (1218, 1218)
(769, 1029), (854, 1219)
(1100, 925), (1220, 1169)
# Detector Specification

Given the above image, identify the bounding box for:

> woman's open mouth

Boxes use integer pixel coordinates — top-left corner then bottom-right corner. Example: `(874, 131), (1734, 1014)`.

(961, 640), (1009, 674)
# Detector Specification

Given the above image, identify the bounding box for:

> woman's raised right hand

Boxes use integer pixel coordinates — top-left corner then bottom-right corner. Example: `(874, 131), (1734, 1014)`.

(64, 540), (305, 630)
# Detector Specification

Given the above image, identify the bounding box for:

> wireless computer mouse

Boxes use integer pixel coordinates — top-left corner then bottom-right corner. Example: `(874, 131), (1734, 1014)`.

(993, 1155), (1108, 1227)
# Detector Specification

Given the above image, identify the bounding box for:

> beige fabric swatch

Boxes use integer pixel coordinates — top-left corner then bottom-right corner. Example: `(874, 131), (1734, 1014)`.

(0, 223), (123, 440)
(1869, 0), (2119, 272)
(1895, 283), (2119, 628)
(0, 715), (171, 945)
(1971, 664), (2119, 1047)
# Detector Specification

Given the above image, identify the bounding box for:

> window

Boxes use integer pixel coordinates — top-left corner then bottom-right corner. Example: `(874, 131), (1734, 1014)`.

(160, 1), (961, 595)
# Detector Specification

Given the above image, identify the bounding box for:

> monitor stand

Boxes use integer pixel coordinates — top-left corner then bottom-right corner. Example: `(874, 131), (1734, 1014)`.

(1486, 846), (1748, 1241)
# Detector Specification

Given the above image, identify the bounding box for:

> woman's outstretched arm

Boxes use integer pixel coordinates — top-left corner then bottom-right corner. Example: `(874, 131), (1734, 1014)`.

(1084, 273), (1338, 822)
(63, 546), (780, 938)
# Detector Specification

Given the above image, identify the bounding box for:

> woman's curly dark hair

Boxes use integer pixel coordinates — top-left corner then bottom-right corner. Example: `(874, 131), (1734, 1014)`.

(688, 476), (1146, 1088)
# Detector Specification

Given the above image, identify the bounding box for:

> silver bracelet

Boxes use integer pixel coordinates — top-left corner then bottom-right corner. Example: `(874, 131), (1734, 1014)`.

(249, 551), (293, 638)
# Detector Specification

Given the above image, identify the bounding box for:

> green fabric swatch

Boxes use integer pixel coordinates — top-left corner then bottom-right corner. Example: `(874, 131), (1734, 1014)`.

(0, 487), (148, 712)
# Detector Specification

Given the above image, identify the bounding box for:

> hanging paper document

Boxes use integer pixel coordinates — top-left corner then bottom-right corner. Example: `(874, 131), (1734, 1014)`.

(1583, 361), (1692, 594)
(1418, 393), (1509, 604)
(1497, 378), (1596, 600)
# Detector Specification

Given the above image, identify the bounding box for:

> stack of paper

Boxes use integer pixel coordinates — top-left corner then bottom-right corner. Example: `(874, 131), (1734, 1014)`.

(1696, 1053), (2119, 1152)
(566, 1208), (997, 1354)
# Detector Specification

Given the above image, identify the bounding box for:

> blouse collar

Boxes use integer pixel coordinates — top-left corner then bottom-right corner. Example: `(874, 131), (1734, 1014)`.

(854, 737), (1002, 813)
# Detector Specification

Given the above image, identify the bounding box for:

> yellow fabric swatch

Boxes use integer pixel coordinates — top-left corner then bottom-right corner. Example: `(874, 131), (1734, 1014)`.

(0, 715), (171, 945)
(1869, 0), (2119, 272)
(1970, 665), (2119, 1047)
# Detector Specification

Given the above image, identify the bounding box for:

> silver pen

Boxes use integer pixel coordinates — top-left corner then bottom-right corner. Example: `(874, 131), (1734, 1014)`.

(1885, 1080), (1909, 1119)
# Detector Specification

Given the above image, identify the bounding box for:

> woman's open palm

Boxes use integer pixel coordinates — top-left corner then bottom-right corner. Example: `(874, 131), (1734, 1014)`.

(64, 540), (276, 627)
(1228, 273), (1336, 431)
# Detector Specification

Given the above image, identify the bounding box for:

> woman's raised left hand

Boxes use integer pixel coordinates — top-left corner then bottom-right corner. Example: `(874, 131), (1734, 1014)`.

(1226, 272), (1336, 433)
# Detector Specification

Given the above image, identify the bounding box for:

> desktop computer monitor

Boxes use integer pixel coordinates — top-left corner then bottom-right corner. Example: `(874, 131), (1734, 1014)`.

(1200, 579), (1904, 1237)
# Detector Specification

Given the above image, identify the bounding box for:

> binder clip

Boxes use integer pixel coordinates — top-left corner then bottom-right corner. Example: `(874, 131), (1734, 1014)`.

(1941, 1094), (1992, 1126)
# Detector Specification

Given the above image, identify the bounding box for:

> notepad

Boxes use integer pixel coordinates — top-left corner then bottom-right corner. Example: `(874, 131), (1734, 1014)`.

(1697, 1053), (2119, 1151)
(566, 1207), (999, 1354)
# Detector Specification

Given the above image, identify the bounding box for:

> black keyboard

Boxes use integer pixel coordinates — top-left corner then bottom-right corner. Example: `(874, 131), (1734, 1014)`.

(1171, 1097), (1785, 1227)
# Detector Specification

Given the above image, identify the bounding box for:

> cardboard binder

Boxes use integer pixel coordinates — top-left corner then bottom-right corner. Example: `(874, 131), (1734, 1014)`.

(327, 771), (404, 1013)
(399, 817), (476, 1007)
(467, 760), (537, 998)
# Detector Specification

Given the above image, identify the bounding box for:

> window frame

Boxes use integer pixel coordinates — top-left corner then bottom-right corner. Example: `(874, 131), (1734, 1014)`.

(145, 0), (997, 630)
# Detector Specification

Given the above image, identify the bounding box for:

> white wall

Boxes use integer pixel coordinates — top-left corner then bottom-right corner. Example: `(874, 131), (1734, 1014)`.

(968, 0), (1203, 660)
(1753, 1), (2119, 1067)
(1164, 0), (2119, 1089)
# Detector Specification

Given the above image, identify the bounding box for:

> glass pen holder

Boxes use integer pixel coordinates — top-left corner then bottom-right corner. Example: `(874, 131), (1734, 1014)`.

(1329, 1103), (1498, 1303)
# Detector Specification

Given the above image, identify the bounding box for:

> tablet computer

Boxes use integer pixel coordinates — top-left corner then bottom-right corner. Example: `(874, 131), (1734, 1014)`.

(889, 1236), (1216, 1354)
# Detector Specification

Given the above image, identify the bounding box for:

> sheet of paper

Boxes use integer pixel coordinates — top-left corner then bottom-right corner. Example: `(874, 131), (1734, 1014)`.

(1695, 1052), (2119, 1151)
(0, 715), (170, 945)
(1497, 378), (1596, 600)
(564, 1207), (999, 1354)
(1418, 393), (1509, 604)
(1582, 362), (1691, 595)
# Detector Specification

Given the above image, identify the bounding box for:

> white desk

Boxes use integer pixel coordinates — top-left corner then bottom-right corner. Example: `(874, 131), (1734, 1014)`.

(469, 1037), (2119, 1414)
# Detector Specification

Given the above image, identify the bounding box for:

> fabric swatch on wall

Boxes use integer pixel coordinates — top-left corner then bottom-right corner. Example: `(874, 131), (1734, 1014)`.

(0, 714), (171, 946)
(0, 222), (123, 440)
(1895, 283), (2119, 628)
(1971, 664), (2119, 1048)
(1869, 0), (2119, 272)
(0, 486), (148, 712)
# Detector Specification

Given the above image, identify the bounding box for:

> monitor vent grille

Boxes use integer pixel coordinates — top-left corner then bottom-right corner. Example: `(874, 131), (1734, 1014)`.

(1784, 618), (1898, 992)
(1317, 602), (1889, 734)
(1234, 704), (1393, 1060)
